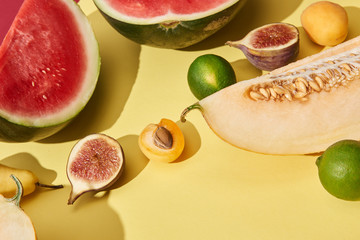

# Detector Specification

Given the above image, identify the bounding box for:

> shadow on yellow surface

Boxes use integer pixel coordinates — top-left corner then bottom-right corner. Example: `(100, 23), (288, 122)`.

(346, 6), (360, 38)
(175, 120), (201, 163)
(0, 152), (58, 185)
(231, 59), (262, 81)
(23, 186), (125, 240)
(112, 134), (149, 188)
(40, 10), (141, 143)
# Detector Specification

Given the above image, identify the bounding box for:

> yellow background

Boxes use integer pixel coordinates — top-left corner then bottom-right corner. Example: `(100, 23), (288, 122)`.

(2, 0), (360, 239)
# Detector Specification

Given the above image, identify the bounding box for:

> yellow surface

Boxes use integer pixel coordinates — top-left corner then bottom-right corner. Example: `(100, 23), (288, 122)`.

(1, 0), (360, 239)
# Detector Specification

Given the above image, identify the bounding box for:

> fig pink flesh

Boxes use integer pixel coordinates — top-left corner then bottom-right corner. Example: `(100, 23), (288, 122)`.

(69, 138), (121, 182)
(106, 0), (230, 18)
(0, 0), (86, 117)
(252, 24), (297, 48)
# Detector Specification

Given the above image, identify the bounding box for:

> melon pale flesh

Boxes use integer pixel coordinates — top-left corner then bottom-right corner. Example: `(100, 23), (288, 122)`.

(0, 0), (99, 141)
(94, 0), (246, 49)
(182, 35), (360, 155)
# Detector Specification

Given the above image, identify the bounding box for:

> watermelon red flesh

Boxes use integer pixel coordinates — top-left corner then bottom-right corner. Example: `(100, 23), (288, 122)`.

(106, 0), (231, 18)
(0, 0), (23, 44)
(0, 0), (99, 141)
(0, 0), (86, 118)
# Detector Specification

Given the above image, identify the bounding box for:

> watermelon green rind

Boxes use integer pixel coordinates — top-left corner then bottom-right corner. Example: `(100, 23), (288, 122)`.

(0, 0), (100, 142)
(94, 0), (247, 49)
(0, 117), (68, 142)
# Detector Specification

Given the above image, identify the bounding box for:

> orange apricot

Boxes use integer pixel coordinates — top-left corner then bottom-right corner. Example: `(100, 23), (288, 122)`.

(301, 1), (348, 46)
(138, 118), (185, 163)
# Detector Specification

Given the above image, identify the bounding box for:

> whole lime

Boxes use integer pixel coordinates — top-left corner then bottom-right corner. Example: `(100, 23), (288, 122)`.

(316, 139), (360, 201)
(187, 54), (237, 100)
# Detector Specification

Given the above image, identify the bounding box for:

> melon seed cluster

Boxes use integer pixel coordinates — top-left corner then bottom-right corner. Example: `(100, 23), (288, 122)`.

(247, 52), (360, 102)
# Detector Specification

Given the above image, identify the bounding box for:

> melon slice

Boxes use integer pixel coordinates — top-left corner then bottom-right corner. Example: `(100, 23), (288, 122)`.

(0, 0), (100, 141)
(0, 175), (36, 240)
(93, 0), (247, 49)
(181, 35), (360, 155)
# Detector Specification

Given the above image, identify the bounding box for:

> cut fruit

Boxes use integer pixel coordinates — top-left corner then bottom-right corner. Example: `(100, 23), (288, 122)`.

(0, 0), (100, 142)
(181, 35), (360, 155)
(0, 175), (36, 240)
(93, 0), (247, 49)
(226, 23), (299, 71)
(67, 134), (124, 204)
(139, 118), (185, 163)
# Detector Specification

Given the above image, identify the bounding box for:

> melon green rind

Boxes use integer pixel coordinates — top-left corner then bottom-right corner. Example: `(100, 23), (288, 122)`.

(0, 0), (100, 142)
(93, 0), (247, 49)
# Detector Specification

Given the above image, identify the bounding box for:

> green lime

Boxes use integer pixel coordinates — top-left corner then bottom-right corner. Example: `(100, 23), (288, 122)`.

(187, 54), (236, 100)
(316, 139), (360, 201)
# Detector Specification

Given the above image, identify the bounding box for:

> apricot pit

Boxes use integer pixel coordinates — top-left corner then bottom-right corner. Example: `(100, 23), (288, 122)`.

(139, 119), (185, 163)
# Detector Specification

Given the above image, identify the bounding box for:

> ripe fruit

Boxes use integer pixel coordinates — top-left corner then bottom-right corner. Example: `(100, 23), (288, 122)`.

(301, 1), (348, 46)
(0, 164), (63, 198)
(139, 119), (185, 163)
(187, 54), (237, 100)
(0, 175), (36, 240)
(226, 22), (299, 71)
(67, 134), (125, 204)
(316, 140), (360, 201)
(181, 35), (360, 155)
(0, 0), (100, 142)
(92, 0), (247, 49)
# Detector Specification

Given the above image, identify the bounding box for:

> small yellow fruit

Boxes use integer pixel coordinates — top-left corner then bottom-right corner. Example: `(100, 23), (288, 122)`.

(0, 164), (63, 198)
(301, 1), (348, 46)
(139, 119), (185, 163)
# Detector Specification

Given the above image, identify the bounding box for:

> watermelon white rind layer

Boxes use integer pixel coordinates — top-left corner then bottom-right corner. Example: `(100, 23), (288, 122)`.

(0, 0), (100, 142)
(93, 0), (246, 49)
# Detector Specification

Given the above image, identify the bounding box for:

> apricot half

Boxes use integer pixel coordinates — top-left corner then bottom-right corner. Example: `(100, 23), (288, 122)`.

(139, 119), (185, 163)
(301, 1), (348, 46)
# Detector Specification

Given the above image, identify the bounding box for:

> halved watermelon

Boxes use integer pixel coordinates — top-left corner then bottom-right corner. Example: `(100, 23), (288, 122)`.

(0, 0), (100, 142)
(93, 0), (247, 49)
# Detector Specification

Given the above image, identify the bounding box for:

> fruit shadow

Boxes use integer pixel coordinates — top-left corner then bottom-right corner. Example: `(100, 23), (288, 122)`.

(110, 121), (201, 190)
(173, 120), (201, 163)
(345, 6), (360, 39)
(39, 10), (141, 143)
(182, 0), (304, 51)
(0, 152), (59, 186)
(22, 186), (125, 240)
(231, 59), (262, 81)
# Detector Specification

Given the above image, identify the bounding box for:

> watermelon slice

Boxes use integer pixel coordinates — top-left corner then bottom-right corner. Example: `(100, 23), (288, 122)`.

(93, 0), (247, 49)
(0, 0), (100, 142)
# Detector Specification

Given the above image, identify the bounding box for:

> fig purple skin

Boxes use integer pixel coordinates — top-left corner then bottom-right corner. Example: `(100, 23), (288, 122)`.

(227, 23), (300, 71)
(238, 41), (299, 71)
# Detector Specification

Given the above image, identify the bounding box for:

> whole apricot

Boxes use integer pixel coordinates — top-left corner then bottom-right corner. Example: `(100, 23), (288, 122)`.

(139, 118), (185, 163)
(301, 1), (348, 46)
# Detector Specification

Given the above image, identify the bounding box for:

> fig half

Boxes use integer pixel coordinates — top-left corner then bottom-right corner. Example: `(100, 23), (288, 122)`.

(226, 22), (299, 71)
(66, 133), (124, 205)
